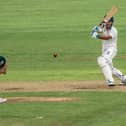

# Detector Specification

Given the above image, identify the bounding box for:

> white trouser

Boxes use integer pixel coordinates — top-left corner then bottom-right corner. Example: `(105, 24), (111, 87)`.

(97, 47), (124, 82)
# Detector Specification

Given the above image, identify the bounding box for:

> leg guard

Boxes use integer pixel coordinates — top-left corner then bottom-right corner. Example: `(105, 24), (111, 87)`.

(97, 56), (114, 83)
(112, 67), (126, 84)
(97, 56), (107, 68)
(112, 67), (123, 80)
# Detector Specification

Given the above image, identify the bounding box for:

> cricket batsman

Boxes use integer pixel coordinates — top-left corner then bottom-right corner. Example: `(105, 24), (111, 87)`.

(90, 16), (126, 86)
(0, 56), (7, 103)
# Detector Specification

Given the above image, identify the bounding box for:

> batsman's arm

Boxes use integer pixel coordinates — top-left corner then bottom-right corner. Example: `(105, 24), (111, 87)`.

(91, 31), (112, 40)
(97, 34), (112, 40)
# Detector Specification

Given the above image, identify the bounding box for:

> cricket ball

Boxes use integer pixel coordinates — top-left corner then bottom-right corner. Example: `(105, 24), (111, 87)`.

(53, 52), (58, 58)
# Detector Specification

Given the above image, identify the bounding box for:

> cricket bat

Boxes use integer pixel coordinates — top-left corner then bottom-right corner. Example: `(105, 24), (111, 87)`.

(99, 6), (118, 26)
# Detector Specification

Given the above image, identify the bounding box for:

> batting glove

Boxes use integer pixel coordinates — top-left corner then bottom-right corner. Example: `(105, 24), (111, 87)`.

(91, 32), (100, 39)
(90, 26), (103, 36)
(90, 26), (99, 35)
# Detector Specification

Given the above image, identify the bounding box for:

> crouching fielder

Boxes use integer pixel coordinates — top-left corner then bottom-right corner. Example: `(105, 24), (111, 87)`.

(0, 56), (7, 103)
(91, 17), (126, 86)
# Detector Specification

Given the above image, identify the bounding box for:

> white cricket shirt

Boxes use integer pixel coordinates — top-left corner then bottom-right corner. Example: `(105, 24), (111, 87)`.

(102, 26), (117, 50)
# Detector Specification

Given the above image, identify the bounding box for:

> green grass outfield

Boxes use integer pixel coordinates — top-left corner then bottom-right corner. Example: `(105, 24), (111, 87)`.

(1, 91), (126, 126)
(0, 0), (126, 81)
(1, 0), (126, 126)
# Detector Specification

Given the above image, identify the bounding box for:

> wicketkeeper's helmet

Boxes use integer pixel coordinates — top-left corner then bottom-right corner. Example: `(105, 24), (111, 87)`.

(0, 56), (6, 69)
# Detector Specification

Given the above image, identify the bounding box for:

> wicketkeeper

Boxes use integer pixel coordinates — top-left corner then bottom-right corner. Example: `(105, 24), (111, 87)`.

(0, 56), (7, 74)
(91, 16), (126, 86)
(0, 56), (7, 103)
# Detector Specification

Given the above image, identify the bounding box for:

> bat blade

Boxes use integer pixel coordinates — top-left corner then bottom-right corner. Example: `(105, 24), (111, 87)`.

(104, 6), (118, 22)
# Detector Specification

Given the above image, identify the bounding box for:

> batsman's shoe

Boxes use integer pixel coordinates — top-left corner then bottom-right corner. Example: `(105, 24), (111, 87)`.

(121, 75), (126, 85)
(0, 98), (7, 103)
(107, 80), (115, 86)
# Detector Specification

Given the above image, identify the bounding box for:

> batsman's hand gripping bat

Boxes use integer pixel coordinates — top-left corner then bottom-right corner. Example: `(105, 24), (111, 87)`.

(90, 6), (118, 38)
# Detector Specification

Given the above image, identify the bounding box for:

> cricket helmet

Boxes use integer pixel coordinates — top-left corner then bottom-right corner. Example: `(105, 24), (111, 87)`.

(109, 16), (114, 23)
(0, 56), (6, 69)
(108, 16), (114, 29)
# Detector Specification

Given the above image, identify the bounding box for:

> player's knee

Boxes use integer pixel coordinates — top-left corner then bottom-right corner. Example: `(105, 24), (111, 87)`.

(97, 56), (107, 68)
